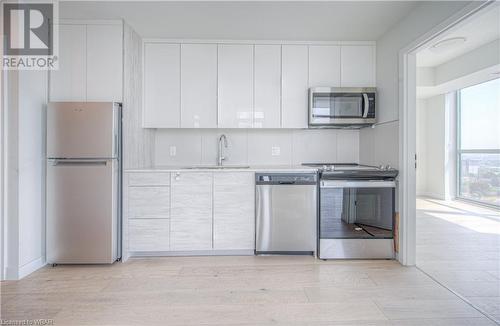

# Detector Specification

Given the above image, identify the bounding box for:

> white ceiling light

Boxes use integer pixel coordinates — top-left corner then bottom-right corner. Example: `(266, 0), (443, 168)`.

(430, 37), (467, 53)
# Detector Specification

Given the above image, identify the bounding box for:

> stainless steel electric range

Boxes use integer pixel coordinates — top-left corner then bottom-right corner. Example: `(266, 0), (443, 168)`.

(302, 163), (398, 259)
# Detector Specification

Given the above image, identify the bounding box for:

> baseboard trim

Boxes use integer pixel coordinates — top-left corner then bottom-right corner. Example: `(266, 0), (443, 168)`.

(129, 250), (255, 257)
(19, 256), (46, 279)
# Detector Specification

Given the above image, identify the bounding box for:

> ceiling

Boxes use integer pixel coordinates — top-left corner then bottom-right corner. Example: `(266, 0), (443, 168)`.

(417, 4), (500, 67)
(59, 1), (418, 40)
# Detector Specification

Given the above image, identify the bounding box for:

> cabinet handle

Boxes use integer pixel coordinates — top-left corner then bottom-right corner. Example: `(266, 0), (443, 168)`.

(175, 172), (180, 181)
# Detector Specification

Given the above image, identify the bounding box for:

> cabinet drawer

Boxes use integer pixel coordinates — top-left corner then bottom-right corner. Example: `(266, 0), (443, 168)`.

(171, 172), (212, 185)
(213, 172), (254, 186)
(129, 186), (170, 218)
(128, 172), (171, 186)
(129, 219), (170, 251)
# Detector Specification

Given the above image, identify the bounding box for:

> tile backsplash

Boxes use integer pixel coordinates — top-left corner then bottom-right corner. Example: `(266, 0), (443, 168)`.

(154, 129), (359, 166)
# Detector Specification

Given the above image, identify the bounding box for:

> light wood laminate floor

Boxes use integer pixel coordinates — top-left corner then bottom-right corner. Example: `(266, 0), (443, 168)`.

(2, 254), (497, 325)
(417, 198), (500, 324)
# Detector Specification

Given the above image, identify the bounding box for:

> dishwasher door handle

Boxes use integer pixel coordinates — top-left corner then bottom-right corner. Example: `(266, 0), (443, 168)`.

(278, 181), (295, 185)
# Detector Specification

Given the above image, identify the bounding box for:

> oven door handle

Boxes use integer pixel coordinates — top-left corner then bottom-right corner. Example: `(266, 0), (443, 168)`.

(321, 180), (396, 188)
(362, 93), (369, 118)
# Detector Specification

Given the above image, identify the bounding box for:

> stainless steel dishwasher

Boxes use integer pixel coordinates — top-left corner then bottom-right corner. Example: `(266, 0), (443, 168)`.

(255, 173), (317, 255)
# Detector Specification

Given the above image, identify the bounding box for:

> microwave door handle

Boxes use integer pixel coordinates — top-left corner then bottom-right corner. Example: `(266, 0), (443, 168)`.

(362, 93), (369, 118)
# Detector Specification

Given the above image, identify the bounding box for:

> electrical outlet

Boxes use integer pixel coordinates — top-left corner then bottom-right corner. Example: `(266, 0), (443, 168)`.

(169, 146), (177, 157)
(271, 146), (280, 156)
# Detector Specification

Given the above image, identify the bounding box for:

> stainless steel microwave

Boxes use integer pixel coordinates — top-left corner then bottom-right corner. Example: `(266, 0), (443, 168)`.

(309, 87), (376, 127)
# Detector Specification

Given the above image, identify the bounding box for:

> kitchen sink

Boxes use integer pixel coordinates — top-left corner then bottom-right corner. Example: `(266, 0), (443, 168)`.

(182, 165), (250, 170)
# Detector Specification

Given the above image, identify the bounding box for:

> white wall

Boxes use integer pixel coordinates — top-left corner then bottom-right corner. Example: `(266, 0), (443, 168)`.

(359, 1), (470, 169)
(18, 71), (47, 274)
(416, 93), (457, 200)
(416, 95), (446, 199)
(435, 38), (500, 86)
(418, 39), (500, 99)
(155, 129), (359, 166)
(416, 99), (427, 196)
(4, 70), (47, 280)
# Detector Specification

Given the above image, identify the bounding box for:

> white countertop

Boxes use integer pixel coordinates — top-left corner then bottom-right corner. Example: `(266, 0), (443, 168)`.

(125, 165), (318, 173)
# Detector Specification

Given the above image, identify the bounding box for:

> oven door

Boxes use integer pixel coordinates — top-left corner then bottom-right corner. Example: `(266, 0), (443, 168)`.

(320, 180), (395, 239)
(309, 88), (376, 126)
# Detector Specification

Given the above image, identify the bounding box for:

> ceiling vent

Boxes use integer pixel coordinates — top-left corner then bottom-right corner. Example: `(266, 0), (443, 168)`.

(430, 37), (467, 53)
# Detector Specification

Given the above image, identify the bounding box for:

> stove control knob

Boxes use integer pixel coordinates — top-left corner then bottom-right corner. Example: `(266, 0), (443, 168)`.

(379, 165), (385, 170)
(386, 165), (392, 170)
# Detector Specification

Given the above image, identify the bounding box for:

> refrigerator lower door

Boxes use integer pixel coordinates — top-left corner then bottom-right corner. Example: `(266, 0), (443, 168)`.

(47, 159), (119, 264)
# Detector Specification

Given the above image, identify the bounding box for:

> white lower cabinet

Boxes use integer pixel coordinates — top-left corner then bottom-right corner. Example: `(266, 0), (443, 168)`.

(129, 187), (170, 218)
(213, 173), (255, 250)
(126, 171), (256, 254)
(170, 183), (213, 250)
(129, 219), (170, 251)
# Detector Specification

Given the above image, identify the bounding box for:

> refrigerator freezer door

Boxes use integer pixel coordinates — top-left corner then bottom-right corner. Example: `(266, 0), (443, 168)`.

(47, 102), (119, 158)
(47, 158), (118, 263)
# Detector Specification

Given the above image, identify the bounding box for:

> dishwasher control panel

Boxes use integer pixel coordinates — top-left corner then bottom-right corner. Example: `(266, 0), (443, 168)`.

(256, 173), (318, 185)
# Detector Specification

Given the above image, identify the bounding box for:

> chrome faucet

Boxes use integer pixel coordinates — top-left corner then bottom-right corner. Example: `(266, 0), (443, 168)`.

(217, 134), (228, 166)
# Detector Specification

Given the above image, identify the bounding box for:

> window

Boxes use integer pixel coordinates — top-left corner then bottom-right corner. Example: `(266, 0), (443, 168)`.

(457, 78), (500, 207)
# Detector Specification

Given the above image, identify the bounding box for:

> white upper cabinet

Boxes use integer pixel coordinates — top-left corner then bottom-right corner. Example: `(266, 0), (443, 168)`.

(86, 25), (123, 102)
(180, 44), (217, 128)
(217, 44), (254, 128)
(281, 45), (309, 128)
(308, 45), (341, 87)
(143, 43), (181, 128)
(50, 25), (86, 101)
(50, 23), (123, 102)
(254, 45), (281, 128)
(341, 45), (376, 87)
(140, 41), (375, 129)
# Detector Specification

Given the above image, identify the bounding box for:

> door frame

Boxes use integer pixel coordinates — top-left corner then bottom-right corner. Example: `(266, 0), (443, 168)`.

(398, 1), (495, 265)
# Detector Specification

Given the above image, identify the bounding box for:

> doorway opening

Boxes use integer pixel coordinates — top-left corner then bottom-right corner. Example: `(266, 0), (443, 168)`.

(412, 3), (500, 323)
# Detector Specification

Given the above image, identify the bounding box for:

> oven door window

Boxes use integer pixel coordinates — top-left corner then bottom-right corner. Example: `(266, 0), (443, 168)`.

(320, 187), (394, 239)
(353, 188), (394, 233)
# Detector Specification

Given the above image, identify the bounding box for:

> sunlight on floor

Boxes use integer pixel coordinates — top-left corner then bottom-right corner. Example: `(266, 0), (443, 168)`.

(417, 197), (500, 323)
(426, 211), (500, 235)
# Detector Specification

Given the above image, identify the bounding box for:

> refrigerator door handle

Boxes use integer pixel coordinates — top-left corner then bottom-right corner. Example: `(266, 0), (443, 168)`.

(49, 159), (109, 166)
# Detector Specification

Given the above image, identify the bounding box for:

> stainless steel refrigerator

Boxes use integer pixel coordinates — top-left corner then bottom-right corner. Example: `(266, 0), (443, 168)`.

(46, 102), (121, 264)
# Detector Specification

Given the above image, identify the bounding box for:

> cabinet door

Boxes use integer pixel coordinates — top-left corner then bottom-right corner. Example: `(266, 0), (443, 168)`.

(341, 45), (376, 87)
(129, 186), (170, 218)
(170, 173), (212, 250)
(49, 24), (86, 101)
(129, 219), (170, 251)
(282, 45), (309, 128)
(143, 43), (180, 128)
(254, 45), (281, 128)
(217, 44), (254, 128)
(181, 44), (217, 128)
(86, 24), (123, 101)
(308, 45), (341, 87)
(213, 173), (255, 250)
